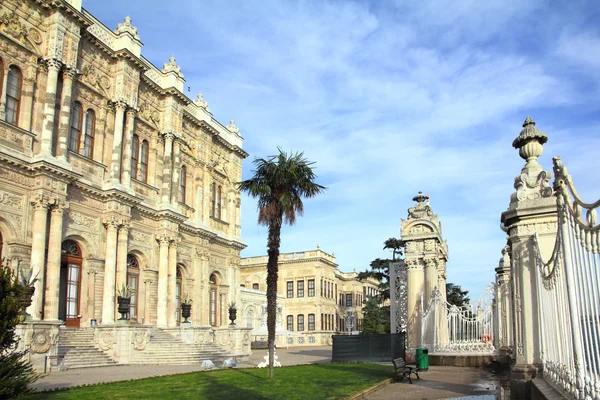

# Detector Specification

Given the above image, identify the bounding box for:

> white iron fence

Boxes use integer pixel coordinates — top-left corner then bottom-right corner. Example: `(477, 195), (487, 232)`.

(421, 284), (495, 354)
(532, 156), (600, 399)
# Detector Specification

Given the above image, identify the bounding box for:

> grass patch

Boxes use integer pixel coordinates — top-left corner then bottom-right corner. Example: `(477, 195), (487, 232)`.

(27, 363), (393, 400)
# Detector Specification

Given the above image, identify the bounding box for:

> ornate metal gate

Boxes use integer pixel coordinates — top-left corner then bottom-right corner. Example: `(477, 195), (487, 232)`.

(390, 261), (408, 334)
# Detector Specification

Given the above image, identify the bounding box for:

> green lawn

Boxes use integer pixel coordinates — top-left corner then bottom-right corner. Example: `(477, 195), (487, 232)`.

(28, 363), (393, 400)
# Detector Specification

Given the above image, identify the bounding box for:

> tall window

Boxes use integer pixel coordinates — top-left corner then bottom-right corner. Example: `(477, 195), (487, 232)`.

(126, 255), (139, 320)
(69, 102), (83, 151)
(346, 293), (353, 307)
(209, 273), (218, 326)
(211, 183), (216, 217)
(308, 279), (315, 297)
(131, 134), (139, 179)
(335, 284), (337, 301)
(297, 280), (304, 297)
(287, 281), (293, 298)
(308, 314), (315, 331)
(179, 165), (187, 203)
(216, 185), (222, 219)
(320, 280), (323, 296)
(287, 315), (294, 331)
(252, 283), (259, 290)
(140, 140), (149, 182)
(5, 66), (22, 125)
(297, 314), (304, 331)
(83, 109), (95, 158)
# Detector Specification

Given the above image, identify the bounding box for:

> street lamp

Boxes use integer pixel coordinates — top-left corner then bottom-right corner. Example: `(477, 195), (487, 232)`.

(345, 308), (355, 335)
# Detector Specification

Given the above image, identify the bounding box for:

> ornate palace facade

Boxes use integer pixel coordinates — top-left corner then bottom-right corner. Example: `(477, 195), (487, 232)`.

(0, 0), (247, 335)
(240, 247), (380, 345)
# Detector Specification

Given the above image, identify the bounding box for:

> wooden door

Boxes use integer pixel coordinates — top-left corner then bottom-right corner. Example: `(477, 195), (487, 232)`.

(64, 260), (82, 328)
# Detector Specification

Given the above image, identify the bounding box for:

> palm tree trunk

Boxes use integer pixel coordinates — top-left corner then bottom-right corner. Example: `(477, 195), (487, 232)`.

(266, 219), (282, 379)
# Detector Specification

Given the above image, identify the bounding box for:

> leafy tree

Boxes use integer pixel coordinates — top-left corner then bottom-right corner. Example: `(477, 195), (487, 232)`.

(446, 283), (470, 308)
(357, 238), (403, 300)
(238, 149), (325, 379)
(0, 263), (38, 398)
(360, 296), (390, 334)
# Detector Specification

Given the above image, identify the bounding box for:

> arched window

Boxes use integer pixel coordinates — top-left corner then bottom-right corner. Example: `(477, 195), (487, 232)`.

(140, 140), (149, 183)
(126, 255), (140, 320)
(308, 314), (315, 331)
(69, 102), (83, 152)
(246, 310), (253, 328)
(131, 134), (139, 180)
(297, 314), (305, 331)
(216, 185), (222, 219)
(179, 165), (186, 204)
(83, 109), (95, 158)
(5, 66), (22, 125)
(287, 315), (294, 332)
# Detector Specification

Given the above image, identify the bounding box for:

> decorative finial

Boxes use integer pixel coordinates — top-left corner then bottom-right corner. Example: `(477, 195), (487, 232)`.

(115, 16), (140, 40)
(227, 119), (240, 135)
(317, 244), (320, 249)
(412, 191), (429, 204)
(194, 92), (209, 110)
(162, 56), (183, 78)
(512, 116), (548, 166)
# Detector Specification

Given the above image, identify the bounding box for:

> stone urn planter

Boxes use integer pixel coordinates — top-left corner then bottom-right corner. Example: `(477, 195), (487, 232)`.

(18, 286), (35, 319)
(181, 303), (192, 323)
(228, 302), (237, 326)
(117, 296), (131, 320)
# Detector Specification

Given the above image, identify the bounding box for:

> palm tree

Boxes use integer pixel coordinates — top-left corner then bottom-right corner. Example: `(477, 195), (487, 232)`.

(239, 148), (326, 378)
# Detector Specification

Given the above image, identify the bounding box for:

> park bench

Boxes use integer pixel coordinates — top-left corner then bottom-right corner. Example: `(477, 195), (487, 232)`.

(392, 357), (420, 384)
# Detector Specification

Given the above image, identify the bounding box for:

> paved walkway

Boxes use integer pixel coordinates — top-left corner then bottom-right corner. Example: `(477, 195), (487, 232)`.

(33, 347), (508, 400)
(32, 346), (332, 391)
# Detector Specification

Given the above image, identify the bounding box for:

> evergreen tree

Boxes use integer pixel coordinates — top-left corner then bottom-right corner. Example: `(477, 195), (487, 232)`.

(0, 263), (38, 399)
(446, 283), (470, 308)
(360, 295), (390, 334)
(357, 238), (403, 300)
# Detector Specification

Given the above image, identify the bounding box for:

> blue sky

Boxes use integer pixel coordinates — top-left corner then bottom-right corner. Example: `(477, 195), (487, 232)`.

(86, 0), (600, 297)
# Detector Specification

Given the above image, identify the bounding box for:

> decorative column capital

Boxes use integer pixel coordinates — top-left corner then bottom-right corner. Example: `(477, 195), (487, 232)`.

(49, 198), (69, 214)
(125, 108), (138, 119)
(31, 193), (50, 210)
(156, 232), (176, 245)
(42, 58), (62, 71)
(88, 268), (98, 276)
(163, 132), (175, 143)
(62, 66), (78, 80)
(103, 216), (121, 230)
(424, 257), (437, 268)
(195, 248), (210, 261)
(405, 258), (421, 270)
(110, 100), (129, 113)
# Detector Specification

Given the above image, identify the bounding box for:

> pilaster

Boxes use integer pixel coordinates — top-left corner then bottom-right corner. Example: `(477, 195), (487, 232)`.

(167, 239), (178, 326)
(101, 217), (120, 324)
(109, 101), (128, 182)
(156, 234), (172, 327)
(161, 133), (174, 205)
(170, 138), (181, 206)
(406, 258), (424, 349)
(56, 67), (77, 162)
(27, 194), (51, 320)
(121, 108), (137, 186)
(39, 58), (62, 156)
(115, 221), (130, 315)
(43, 198), (69, 321)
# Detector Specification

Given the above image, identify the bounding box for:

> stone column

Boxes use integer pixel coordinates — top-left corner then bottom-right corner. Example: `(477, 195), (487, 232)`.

(156, 235), (170, 327)
(171, 138), (181, 206)
(406, 259), (424, 349)
(167, 240), (178, 326)
(87, 268), (98, 322)
(161, 133), (174, 205)
(43, 199), (68, 321)
(424, 258), (437, 307)
(39, 59), (62, 156)
(101, 218), (120, 324)
(121, 109), (136, 186)
(109, 101), (127, 182)
(27, 194), (50, 320)
(55, 67), (77, 162)
(115, 222), (129, 314)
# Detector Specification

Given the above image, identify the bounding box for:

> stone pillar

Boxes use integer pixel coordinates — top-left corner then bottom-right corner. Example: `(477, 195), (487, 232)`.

(27, 195), (50, 320)
(143, 279), (152, 324)
(115, 222), (129, 314)
(43, 199), (68, 321)
(109, 101), (127, 182)
(501, 117), (555, 396)
(87, 268), (98, 322)
(406, 259), (424, 349)
(39, 59), (62, 156)
(171, 138), (181, 206)
(161, 133), (174, 205)
(156, 236), (170, 327)
(55, 67), (76, 162)
(167, 240), (178, 327)
(121, 109), (136, 186)
(101, 218), (120, 324)
(424, 258), (437, 307)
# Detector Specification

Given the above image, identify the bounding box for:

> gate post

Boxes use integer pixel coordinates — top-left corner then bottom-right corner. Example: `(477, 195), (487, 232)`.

(500, 117), (557, 397)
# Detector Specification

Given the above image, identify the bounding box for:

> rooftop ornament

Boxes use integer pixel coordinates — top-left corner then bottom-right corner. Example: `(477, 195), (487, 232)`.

(115, 16), (140, 40)
(512, 116), (548, 173)
(162, 56), (184, 78)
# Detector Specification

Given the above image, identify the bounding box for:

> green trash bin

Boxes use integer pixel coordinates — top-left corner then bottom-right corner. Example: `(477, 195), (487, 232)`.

(416, 348), (429, 371)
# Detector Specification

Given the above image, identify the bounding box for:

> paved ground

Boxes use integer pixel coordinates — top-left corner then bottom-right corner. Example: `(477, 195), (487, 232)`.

(33, 347), (508, 400)
(365, 366), (508, 400)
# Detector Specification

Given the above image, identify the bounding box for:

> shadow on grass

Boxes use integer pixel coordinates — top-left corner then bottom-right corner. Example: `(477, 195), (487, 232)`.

(312, 363), (394, 380)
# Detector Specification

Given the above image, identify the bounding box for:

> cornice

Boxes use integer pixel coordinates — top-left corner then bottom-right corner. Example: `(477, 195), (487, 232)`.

(112, 49), (148, 71)
(103, 187), (142, 207)
(29, 159), (82, 183)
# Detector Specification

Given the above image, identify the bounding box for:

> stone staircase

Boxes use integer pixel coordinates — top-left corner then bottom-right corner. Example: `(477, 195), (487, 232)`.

(128, 328), (237, 365)
(57, 328), (118, 369)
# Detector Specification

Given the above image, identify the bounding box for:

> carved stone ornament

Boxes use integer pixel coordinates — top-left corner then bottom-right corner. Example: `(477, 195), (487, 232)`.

(162, 56), (183, 78)
(227, 120), (240, 135)
(30, 329), (52, 354)
(132, 329), (149, 350)
(0, 191), (23, 208)
(194, 93), (210, 112)
(95, 329), (115, 351)
(407, 191), (435, 220)
(114, 16), (140, 40)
